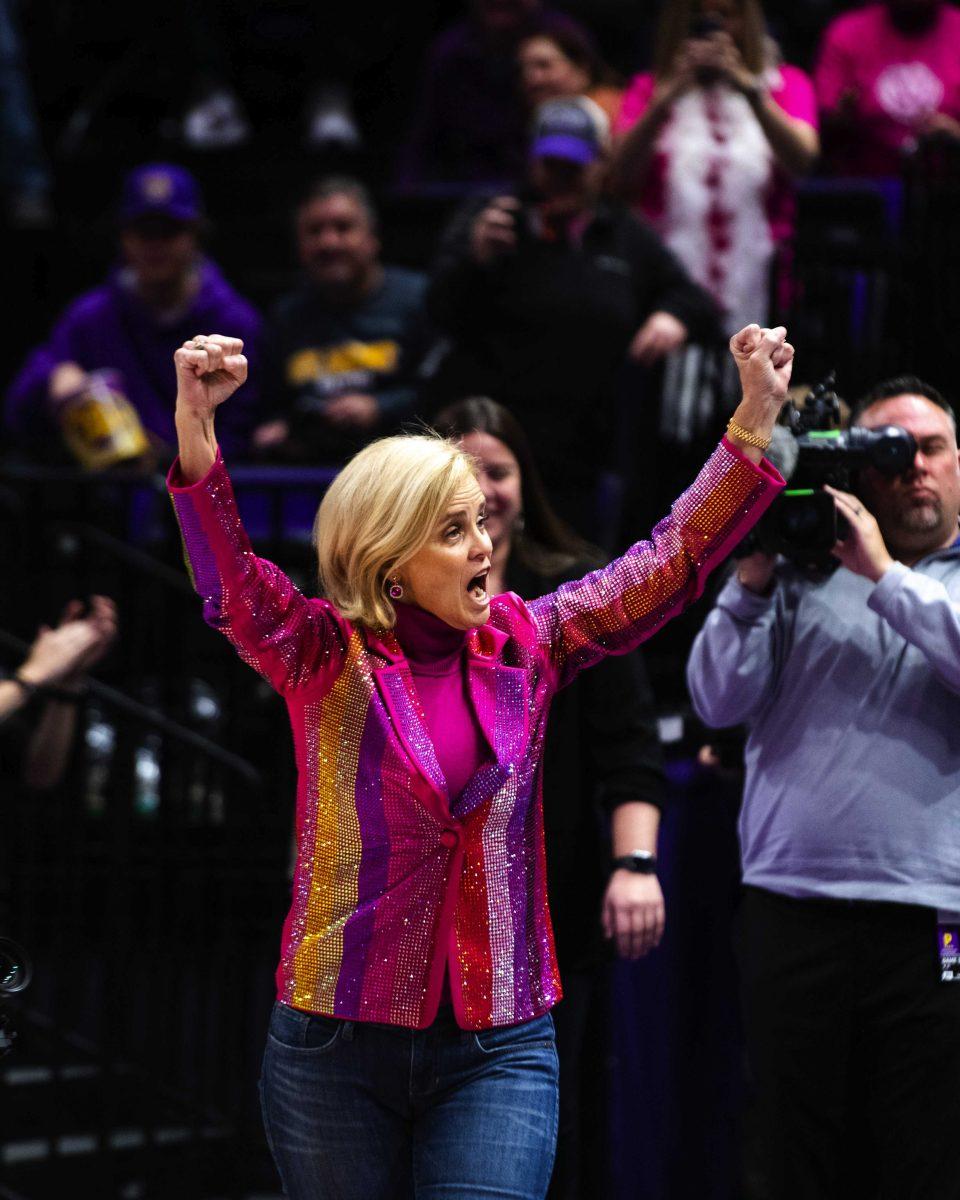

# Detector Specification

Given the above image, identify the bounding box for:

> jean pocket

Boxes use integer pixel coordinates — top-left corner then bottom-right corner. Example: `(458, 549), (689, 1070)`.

(472, 1013), (556, 1055)
(267, 1002), (344, 1052)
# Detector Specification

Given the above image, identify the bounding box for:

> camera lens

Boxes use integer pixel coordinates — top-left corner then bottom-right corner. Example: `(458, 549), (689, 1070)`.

(0, 939), (33, 995)
(872, 428), (917, 475)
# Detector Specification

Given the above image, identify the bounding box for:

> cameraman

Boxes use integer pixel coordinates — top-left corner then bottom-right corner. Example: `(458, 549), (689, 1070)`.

(686, 377), (960, 1199)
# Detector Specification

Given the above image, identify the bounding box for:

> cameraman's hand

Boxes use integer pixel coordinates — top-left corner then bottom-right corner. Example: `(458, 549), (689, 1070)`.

(737, 550), (777, 595)
(825, 486), (894, 583)
(470, 197), (521, 265)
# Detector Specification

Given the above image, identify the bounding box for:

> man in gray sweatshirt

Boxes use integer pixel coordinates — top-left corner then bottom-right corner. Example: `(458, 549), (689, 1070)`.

(687, 377), (960, 1200)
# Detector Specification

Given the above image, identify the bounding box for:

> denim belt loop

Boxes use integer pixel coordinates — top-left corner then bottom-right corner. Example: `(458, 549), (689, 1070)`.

(342, 1020), (355, 1042)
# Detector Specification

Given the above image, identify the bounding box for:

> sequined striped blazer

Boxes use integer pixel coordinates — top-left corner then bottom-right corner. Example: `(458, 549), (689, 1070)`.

(169, 439), (780, 1030)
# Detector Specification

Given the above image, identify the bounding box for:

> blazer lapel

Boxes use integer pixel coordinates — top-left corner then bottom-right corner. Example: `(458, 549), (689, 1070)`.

(366, 623), (529, 820)
(465, 659), (529, 767)
(373, 662), (449, 806)
(364, 626), (449, 813)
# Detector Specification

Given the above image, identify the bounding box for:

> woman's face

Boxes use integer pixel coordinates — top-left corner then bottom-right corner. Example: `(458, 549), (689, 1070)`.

(519, 36), (591, 108)
(459, 432), (523, 552)
(694, 0), (745, 46)
(398, 481), (493, 629)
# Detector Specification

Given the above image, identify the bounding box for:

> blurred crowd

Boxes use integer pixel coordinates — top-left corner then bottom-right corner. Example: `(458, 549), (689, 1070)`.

(3, 0), (960, 548)
(3, 4), (960, 1197)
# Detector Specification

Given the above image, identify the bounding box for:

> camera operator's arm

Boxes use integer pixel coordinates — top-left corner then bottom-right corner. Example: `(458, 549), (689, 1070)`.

(828, 487), (960, 693)
(868, 567), (960, 693)
(686, 554), (784, 727)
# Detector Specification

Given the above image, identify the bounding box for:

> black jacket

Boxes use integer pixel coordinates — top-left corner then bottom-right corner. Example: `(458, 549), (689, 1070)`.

(509, 556), (666, 971)
(426, 198), (721, 484)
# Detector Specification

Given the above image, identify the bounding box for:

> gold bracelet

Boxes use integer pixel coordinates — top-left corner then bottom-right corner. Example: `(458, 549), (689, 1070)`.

(726, 418), (771, 451)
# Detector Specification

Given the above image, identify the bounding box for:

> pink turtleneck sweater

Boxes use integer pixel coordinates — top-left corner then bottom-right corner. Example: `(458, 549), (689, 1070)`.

(392, 603), (489, 801)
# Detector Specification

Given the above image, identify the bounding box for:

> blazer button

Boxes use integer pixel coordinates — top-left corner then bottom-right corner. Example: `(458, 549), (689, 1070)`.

(439, 829), (459, 848)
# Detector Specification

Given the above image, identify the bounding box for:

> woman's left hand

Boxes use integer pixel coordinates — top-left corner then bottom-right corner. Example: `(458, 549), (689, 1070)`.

(824, 486), (894, 582)
(694, 31), (762, 95)
(602, 871), (665, 959)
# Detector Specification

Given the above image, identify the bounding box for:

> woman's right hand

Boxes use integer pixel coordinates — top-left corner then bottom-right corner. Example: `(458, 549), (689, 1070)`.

(174, 334), (248, 421)
(654, 44), (698, 106)
(174, 334), (247, 482)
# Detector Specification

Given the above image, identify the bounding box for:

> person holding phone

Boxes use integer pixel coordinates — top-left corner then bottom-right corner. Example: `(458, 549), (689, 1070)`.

(426, 95), (719, 535)
(612, 0), (819, 339)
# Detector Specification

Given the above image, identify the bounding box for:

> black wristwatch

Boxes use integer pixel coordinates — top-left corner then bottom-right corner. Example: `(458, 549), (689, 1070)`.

(611, 851), (658, 875)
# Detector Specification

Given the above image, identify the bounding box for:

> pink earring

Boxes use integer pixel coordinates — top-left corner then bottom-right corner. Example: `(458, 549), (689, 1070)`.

(388, 580), (404, 600)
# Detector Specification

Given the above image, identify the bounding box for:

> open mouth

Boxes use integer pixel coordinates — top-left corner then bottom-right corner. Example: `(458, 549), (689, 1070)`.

(467, 568), (490, 604)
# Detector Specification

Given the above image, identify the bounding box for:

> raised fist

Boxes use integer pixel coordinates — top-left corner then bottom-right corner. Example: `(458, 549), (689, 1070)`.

(729, 324), (794, 411)
(174, 334), (248, 419)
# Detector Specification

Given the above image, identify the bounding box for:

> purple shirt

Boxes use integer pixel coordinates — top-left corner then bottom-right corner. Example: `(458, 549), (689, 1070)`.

(5, 259), (262, 458)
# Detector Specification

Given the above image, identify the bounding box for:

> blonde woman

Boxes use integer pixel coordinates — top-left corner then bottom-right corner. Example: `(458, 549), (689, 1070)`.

(168, 324), (790, 1199)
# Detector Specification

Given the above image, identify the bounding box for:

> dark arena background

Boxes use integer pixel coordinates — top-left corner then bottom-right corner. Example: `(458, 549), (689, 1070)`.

(2, 1), (959, 1198)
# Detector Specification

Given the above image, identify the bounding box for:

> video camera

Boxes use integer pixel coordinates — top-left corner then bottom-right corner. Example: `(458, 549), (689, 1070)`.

(0, 937), (33, 1058)
(740, 375), (917, 566)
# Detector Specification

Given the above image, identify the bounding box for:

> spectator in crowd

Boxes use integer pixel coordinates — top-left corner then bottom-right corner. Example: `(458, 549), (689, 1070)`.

(395, 0), (593, 192)
(687, 377), (960, 1197)
(4, 163), (261, 463)
(252, 177), (432, 466)
(517, 22), (625, 127)
(1, 596), (117, 790)
(426, 96), (719, 533)
(0, 0), (51, 228)
(434, 397), (666, 1200)
(814, 0), (960, 177)
(613, 0), (818, 342)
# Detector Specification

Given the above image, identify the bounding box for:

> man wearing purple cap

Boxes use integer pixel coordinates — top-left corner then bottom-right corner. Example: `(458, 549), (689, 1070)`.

(5, 163), (261, 462)
(426, 97), (720, 536)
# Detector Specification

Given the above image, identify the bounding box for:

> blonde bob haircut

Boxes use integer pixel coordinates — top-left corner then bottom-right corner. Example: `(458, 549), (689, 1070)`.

(314, 432), (478, 629)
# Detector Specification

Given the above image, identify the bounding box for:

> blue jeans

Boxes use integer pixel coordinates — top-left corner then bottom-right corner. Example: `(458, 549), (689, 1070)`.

(260, 1001), (560, 1199)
